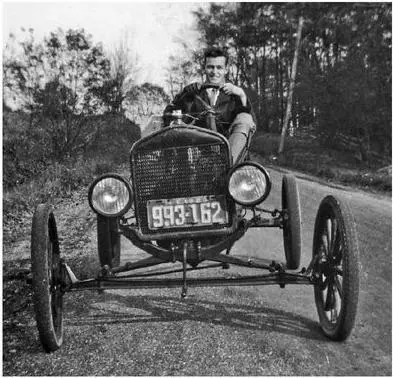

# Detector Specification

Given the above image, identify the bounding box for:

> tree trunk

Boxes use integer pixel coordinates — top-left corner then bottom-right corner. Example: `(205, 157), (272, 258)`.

(261, 44), (267, 131)
(274, 42), (279, 133)
(279, 39), (285, 132)
(278, 16), (304, 154)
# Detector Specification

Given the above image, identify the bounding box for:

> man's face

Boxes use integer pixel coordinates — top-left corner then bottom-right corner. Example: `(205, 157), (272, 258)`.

(204, 56), (227, 85)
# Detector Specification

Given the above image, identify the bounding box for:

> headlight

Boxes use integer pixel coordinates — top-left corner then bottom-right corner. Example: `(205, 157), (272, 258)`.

(88, 174), (132, 217)
(228, 162), (271, 206)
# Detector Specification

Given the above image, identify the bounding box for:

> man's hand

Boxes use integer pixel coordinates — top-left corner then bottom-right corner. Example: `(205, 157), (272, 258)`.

(221, 83), (247, 106)
(183, 82), (201, 95)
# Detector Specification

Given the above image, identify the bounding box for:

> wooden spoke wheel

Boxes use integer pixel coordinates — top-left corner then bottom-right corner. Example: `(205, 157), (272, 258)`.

(282, 175), (302, 269)
(313, 195), (360, 341)
(31, 204), (64, 352)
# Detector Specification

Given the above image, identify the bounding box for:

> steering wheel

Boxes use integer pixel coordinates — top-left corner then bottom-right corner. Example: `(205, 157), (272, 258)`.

(192, 83), (222, 132)
(166, 83), (223, 132)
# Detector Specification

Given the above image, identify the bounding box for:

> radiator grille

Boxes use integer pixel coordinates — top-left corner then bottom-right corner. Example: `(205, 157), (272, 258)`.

(131, 143), (231, 235)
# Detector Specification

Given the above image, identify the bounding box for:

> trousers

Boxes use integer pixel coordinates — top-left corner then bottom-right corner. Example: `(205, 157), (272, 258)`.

(228, 113), (256, 164)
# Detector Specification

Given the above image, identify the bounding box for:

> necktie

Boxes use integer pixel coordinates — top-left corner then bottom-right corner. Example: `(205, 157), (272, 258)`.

(208, 88), (218, 106)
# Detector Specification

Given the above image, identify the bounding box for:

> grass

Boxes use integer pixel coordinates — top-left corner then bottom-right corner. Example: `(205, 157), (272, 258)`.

(3, 155), (127, 243)
(250, 132), (392, 193)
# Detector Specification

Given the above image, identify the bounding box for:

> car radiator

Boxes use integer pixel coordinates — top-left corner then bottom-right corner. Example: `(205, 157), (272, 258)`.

(131, 143), (231, 235)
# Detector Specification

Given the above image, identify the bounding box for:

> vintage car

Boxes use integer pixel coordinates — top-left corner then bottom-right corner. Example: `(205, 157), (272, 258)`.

(30, 84), (360, 352)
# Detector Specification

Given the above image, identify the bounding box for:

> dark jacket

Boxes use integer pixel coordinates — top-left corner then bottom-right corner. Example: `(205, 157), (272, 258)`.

(163, 84), (256, 138)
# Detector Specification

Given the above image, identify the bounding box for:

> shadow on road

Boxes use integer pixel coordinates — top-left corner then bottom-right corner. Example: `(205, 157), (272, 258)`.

(66, 291), (326, 342)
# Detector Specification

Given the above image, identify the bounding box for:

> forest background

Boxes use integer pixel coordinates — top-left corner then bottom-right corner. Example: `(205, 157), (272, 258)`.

(3, 2), (391, 241)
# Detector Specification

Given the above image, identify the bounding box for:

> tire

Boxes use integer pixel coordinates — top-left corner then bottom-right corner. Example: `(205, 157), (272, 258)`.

(313, 195), (360, 341)
(31, 204), (63, 352)
(281, 175), (302, 269)
(97, 215), (120, 268)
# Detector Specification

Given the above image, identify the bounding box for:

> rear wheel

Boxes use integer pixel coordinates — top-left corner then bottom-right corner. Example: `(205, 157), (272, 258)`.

(97, 215), (120, 267)
(281, 175), (302, 269)
(31, 204), (63, 352)
(313, 195), (360, 341)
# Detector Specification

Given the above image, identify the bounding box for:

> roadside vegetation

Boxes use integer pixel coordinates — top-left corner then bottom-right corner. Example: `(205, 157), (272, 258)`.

(250, 132), (392, 193)
(3, 107), (140, 243)
(2, 28), (159, 243)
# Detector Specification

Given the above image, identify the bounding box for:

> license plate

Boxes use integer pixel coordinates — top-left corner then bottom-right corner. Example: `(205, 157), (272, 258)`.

(147, 195), (228, 230)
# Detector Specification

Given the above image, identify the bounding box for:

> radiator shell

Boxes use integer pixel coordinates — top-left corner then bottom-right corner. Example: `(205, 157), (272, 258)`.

(130, 125), (236, 238)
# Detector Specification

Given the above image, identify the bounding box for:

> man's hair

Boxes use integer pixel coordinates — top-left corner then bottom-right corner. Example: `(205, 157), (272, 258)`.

(204, 46), (228, 65)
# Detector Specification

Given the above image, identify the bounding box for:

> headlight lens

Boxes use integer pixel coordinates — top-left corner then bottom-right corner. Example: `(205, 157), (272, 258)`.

(89, 175), (132, 217)
(228, 163), (271, 206)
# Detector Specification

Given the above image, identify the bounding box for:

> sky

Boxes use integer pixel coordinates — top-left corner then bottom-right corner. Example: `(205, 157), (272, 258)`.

(2, 1), (209, 87)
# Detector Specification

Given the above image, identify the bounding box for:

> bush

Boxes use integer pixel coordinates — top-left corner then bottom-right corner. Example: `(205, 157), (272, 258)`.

(250, 132), (280, 157)
(3, 110), (48, 189)
(337, 171), (392, 191)
(250, 132), (304, 158)
(3, 110), (141, 242)
(3, 157), (101, 243)
(3, 109), (141, 190)
(251, 132), (392, 193)
(84, 113), (141, 165)
(317, 167), (336, 179)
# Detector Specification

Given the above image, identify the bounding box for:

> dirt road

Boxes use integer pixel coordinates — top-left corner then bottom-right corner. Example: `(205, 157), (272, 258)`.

(3, 164), (391, 375)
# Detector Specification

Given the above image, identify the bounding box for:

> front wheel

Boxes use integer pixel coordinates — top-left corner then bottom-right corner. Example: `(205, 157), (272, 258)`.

(97, 215), (120, 267)
(31, 204), (64, 352)
(313, 195), (360, 341)
(282, 175), (302, 269)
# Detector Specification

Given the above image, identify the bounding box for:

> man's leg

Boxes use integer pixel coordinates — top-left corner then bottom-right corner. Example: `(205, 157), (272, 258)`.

(228, 113), (256, 164)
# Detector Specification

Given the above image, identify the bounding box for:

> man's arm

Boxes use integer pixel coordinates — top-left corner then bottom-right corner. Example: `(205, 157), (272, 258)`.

(222, 83), (257, 132)
(222, 83), (255, 122)
(221, 83), (248, 106)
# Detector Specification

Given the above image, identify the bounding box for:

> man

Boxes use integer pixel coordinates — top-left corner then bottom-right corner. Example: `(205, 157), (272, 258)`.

(164, 47), (256, 163)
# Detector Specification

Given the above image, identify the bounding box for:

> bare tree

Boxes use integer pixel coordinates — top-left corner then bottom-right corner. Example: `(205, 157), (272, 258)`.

(125, 83), (170, 124)
(165, 40), (201, 98)
(105, 30), (140, 113)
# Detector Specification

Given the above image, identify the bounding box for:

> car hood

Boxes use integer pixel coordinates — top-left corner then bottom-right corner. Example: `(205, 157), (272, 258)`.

(130, 125), (229, 152)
